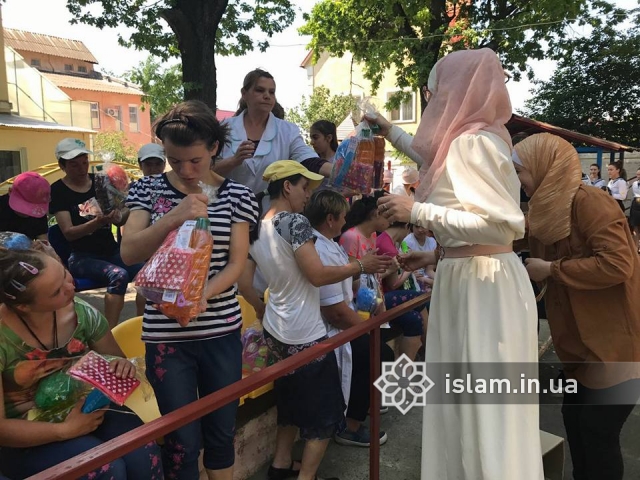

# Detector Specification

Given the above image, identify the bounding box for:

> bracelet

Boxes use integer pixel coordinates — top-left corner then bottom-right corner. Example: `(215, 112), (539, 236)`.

(436, 245), (445, 263)
(355, 259), (365, 274)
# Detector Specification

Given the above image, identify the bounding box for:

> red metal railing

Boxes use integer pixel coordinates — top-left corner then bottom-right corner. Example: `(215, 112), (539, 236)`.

(27, 293), (430, 480)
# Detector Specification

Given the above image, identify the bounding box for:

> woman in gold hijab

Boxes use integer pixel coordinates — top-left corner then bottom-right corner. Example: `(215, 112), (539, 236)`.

(513, 133), (640, 480)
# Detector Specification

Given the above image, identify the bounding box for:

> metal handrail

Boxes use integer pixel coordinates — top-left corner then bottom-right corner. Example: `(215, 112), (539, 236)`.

(26, 292), (430, 480)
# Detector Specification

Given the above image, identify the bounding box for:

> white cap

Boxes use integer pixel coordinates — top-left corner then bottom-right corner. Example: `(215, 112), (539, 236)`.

(55, 138), (92, 161)
(138, 143), (165, 163)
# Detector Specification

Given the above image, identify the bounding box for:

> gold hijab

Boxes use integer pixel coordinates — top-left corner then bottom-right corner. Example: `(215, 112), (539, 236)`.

(514, 133), (583, 245)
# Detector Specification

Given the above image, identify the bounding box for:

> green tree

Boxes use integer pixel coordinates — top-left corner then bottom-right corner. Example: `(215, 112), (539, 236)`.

(300, 0), (628, 113)
(93, 131), (138, 165)
(66, 0), (296, 110)
(288, 87), (358, 135)
(523, 26), (640, 148)
(124, 57), (183, 121)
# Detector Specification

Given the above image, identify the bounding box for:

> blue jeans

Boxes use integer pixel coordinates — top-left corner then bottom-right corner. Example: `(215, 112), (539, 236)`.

(0, 406), (163, 479)
(384, 290), (429, 337)
(69, 251), (144, 295)
(145, 332), (242, 479)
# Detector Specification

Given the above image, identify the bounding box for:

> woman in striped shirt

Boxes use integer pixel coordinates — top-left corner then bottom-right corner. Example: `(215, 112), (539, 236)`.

(122, 100), (259, 480)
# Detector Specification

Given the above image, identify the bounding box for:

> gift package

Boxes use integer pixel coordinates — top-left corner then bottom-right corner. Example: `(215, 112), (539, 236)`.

(134, 217), (214, 326)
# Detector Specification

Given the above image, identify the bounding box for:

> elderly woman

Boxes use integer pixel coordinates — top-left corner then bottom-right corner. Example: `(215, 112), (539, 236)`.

(247, 161), (390, 480)
(514, 133), (640, 480)
(377, 48), (543, 480)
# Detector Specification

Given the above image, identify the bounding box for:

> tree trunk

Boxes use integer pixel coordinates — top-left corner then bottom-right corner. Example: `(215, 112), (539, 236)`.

(162, 0), (229, 111)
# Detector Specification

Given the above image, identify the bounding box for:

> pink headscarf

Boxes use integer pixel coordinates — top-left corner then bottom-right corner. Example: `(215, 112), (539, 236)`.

(412, 48), (513, 202)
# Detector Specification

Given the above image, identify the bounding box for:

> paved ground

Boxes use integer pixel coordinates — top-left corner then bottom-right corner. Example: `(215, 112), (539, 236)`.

(80, 290), (640, 480)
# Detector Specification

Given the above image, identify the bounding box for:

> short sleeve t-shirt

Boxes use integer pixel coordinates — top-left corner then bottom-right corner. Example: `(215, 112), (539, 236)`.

(0, 297), (109, 419)
(126, 174), (259, 343)
(49, 174), (118, 256)
(339, 227), (377, 260)
(250, 212), (326, 344)
(0, 195), (48, 240)
(403, 233), (437, 253)
(314, 230), (354, 311)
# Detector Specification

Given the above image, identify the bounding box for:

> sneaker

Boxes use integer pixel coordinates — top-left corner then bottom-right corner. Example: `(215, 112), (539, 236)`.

(268, 462), (300, 480)
(334, 425), (388, 447)
(380, 406), (389, 415)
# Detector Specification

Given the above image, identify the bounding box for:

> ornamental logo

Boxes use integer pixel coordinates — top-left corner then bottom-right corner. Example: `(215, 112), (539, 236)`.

(373, 354), (434, 415)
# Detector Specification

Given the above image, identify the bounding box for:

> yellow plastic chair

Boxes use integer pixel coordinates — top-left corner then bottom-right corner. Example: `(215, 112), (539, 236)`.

(237, 295), (274, 403)
(112, 316), (161, 424)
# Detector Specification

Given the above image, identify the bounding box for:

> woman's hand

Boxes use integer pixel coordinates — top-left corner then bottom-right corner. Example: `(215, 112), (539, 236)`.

(397, 251), (435, 271)
(109, 358), (136, 378)
(377, 194), (415, 224)
(524, 258), (552, 282)
(165, 193), (209, 227)
(364, 113), (393, 137)
(60, 399), (105, 439)
(359, 252), (394, 274)
(232, 140), (256, 165)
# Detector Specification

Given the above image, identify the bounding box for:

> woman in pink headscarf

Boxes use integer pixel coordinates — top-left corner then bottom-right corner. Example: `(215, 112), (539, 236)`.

(375, 49), (543, 480)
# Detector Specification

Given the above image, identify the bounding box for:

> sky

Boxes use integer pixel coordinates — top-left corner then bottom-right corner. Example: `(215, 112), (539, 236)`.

(1, 0), (638, 113)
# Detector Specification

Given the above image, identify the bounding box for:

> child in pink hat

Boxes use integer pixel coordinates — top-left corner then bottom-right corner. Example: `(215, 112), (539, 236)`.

(0, 172), (50, 240)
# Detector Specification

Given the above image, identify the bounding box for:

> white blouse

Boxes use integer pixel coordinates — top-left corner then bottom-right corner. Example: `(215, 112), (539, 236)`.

(410, 132), (525, 248)
(607, 177), (628, 201)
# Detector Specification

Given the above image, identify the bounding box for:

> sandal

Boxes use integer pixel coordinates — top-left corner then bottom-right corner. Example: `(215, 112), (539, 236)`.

(268, 462), (300, 480)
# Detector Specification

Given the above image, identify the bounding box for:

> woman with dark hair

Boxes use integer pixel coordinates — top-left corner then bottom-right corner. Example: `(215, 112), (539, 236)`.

(607, 161), (628, 212)
(515, 133), (640, 480)
(584, 163), (606, 188)
(0, 248), (162, 479)
(247, 161), (390, 480)
(122, 100), (259, 480)
(214, 69), (332, 197)
(339, 192), (427, 360)
(310, 120), (338, 161)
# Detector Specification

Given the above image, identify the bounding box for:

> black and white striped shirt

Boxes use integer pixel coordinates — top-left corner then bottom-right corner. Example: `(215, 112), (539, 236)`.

(127, 174), (259, 343)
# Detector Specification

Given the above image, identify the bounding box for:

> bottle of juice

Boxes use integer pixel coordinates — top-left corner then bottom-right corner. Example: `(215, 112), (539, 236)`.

(373, 136), (386, 188)
(355, 128), (375, 165)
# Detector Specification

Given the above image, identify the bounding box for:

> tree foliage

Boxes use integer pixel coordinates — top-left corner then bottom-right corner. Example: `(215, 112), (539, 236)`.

(124, 57), (183, 121)
(66, 0), (296, 109)
(288, 87), (358, 136)
(300, 0), (628, 112)
(523, 26), (640, 148)
(93, 131), (138, 165)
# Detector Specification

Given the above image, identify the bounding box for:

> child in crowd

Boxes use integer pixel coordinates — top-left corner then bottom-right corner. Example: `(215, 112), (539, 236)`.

(122, 100), (259, 480)
(0, 248), (162, 479)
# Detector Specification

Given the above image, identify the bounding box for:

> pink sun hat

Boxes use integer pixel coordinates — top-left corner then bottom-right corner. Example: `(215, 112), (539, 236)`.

(9, 172), (51, 218)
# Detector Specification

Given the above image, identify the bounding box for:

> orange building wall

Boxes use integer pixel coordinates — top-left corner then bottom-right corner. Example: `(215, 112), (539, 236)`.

(25, 53), (94, 75)
(58, 87), (152, 148)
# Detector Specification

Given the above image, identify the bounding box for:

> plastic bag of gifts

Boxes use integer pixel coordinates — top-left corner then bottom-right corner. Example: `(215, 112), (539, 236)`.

(355, 273), (384, 315)
(241, 321), (273, 376)
(329, 126), (376, 196)
(134, 217), (213, 326)
(94, 151), (129, 214)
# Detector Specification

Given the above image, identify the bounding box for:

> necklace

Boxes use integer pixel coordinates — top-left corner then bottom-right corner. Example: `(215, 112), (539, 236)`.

(16, 311), (58, 350)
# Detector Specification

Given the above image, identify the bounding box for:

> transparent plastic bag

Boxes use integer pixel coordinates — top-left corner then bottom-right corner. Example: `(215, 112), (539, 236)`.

(241, 322), (273, 375)
(31, 369), (91, 422)
(329, 125), (375, 196)
(355, 273), (384, 314)
(134, 218), (214, 326)
(94, 152), (129, 214)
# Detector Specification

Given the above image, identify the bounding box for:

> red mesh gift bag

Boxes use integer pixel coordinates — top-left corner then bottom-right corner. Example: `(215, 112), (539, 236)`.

(69, 351), (140, 405)
(135, 218), (213, 326)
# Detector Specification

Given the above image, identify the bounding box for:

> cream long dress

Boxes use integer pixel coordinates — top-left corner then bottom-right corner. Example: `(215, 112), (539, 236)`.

(410, 131), (544, 480)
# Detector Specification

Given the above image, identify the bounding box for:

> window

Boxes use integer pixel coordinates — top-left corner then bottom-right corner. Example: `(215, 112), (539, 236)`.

(30, 59), (41, 67)
(78, 66), (88, 73)
(90, 102), (100, 129)
(64, 64), (74, 71)
(113, 107), (123, 131)
(386, 91), (416, 123)
(128, 105), (139, 133)
(0, 151), (21, 182)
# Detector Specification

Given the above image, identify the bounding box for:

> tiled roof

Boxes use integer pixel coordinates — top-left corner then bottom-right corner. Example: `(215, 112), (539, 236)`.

(3, 28), (98, 64)
(42, 72), (145, 96)
(216, 110), (234, 121)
